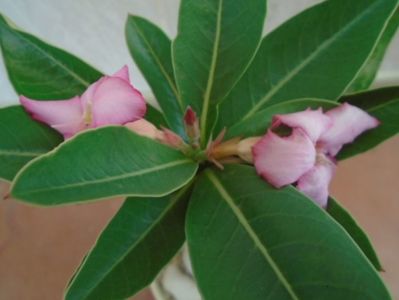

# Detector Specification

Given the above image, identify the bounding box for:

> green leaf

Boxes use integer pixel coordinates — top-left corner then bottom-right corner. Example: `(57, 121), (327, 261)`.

(187, 165), (390, 300)
(126, 15), (185, 136)
(65, 186), (191, 300)
(346, 9), (399, 93)
(216, 0), (398, 132)
(173, 0), (266, 143)
(327, 197), (382, 271)
(11, 127), (198, 206)
(225, 98), (337, 139)
(145, 104), (168, 128)
(0, 14), (102, 99)
(341, 86), (399, 109)
(338, 87), (399, 159)
(0, 105), (62, 181)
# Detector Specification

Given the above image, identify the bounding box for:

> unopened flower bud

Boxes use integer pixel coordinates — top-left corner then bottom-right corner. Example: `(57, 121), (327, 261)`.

(125, 119), (164, 140)
(162, 128), (186, 150)
(184, 106), (200, 147)
(126, 120), (187, 150)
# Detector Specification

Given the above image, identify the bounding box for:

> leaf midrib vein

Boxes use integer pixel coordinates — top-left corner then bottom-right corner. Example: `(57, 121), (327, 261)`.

(200, 0), (223, 143)
(242, 0), (382, 121)
(22, 159), (192, 194)
(0, 149), (44, 157)
(6, 25), (93, 87)
(206, 170), (300, 300)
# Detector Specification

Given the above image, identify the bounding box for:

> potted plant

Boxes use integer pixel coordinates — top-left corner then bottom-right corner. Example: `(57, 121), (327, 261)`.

(1, 0), (399, 299)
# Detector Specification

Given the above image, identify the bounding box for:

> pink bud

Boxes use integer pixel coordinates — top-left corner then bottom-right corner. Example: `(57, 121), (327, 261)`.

(184, 106), (200, 147)
(125, 119), (164, 140)
(126, 120), (187, 150)
(184, 106), (197, 126)
(162, 128), (186, 149)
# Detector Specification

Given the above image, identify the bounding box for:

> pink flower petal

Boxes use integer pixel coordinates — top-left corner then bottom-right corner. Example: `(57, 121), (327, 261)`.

(90, 77), (147, 127)
(272, 108), (332, 143)
(20, 95), (83, 138)
(297, 155), (336, 208)
(80, 79), (103, 109)
(319, 103), (380, 156)
(79, 65), (130, 108)
(52, 122), (85, 139)
(253, 128), (316, 188)
(112, 65), (130, 82)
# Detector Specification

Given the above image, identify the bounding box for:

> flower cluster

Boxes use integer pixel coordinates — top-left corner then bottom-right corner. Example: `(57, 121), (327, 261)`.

(19, 67), (379, 208)
(248, 104), (378, 207)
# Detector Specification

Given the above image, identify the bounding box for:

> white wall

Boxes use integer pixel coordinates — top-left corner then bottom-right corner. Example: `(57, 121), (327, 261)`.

(1, 0), (398, 107)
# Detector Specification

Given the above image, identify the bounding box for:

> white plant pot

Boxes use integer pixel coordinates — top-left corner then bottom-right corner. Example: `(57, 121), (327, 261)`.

(151, 246), (201, 300)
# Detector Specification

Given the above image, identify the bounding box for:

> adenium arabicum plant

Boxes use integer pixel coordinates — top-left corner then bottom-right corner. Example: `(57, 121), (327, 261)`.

(1, 0), (399, 299)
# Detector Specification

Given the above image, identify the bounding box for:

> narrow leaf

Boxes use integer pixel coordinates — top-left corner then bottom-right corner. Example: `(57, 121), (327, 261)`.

(65, 186), (191, 300)
(216, 0), (398, 132)
(327, 197), (382, 270)
(341, 85), (399, 109)
(346, 9), (399, 93)
(0, 105), (62, 181)
(338, 87), (399, 159)
(173, 0), (266, 142)
(145, 104), (168, 128)
(126, 16), (184, 136)
(11, 127), (198, 205)
(0, 14), (102, 99)
(187, 165), (390, 300)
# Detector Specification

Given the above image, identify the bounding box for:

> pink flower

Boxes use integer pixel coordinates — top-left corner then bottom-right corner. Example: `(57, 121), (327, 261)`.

(20, 66), (146, 139)
(253, 104), (379, 207)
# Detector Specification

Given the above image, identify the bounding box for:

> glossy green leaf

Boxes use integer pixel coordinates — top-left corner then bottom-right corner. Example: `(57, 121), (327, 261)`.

(173, 0), (266, 142)
(341, 86), (399, 109)
(126, 16), (184, 136)
(65, 186), (191, 300)
(11, 127), (198, 206)
(145, 104), (168, 128)
(225, 99), (337, 139)
(187, 165), (390, 300)
(0, 14), (102, 99)
(338, 87), (399, 159)
(0, 105), (62, 181)
(327, 197), (382, 271)
(346, 9), (399, 93)
(216, 0), (398, 132)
